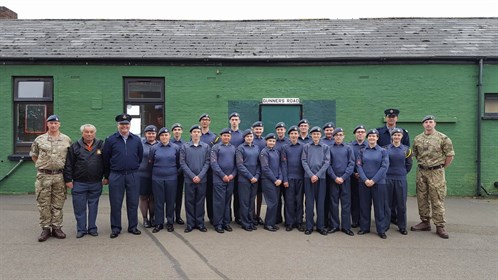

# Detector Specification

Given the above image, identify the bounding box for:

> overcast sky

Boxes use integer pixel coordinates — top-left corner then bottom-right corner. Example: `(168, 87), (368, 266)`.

(2, 0), (497, 20)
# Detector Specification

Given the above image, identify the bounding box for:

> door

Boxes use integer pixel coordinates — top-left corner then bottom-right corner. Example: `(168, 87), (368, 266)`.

(260, 104), (302, 129)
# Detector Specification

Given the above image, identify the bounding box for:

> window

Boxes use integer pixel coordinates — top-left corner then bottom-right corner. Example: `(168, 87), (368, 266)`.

(484, 93), (498, 118)
(13, 77), (54, 155)
(124, 78), (165, 136)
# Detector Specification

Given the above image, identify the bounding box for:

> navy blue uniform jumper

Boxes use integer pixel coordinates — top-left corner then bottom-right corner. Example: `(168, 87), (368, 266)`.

(149, 142), (180, 227)
(229, 129), (244, 222)
(210, 142), (237, 228)
(327, 142), (355, 230)
(356, 144), (389, 234)
(138, 139), (156, 196)
(180, 141), (210, 229)
(275, 136), (290, 152)
(386, 144), (412, 231)
(301, 141), (330, 232)
(200, 131), (218, 223)
(350, 140), (367, 226)
(260, 146), (282, 227)
(281, 142), (305, 228)
(377, 125), (410, 147)
(103, 131), (143, 234)
(253, 136), (266, 151)
(298, 135), (312, 145)
(236, 142), (261, 229)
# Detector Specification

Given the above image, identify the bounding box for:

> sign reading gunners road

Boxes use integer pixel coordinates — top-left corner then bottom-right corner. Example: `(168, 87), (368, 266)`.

(261, 98), (300, 104)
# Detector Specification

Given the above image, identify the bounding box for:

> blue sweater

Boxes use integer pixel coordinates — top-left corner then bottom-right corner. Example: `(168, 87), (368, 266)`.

(321, 137), (335, 146)
(236, 143), (261, 181)
(149, 142), (180, 181)
(210, 142), (237, 184)
(103, 131), (143, 178)
(275, 136), (290, 152)
(180, 141), (210, 183)
(281, 142), (304, 181)
(350, 140), (367, 173)
(201, 130), (219, 147)
(138, 140), (157, 177)
(260, 147), (282, 182)
(253, 136), (266, 152)
(356, 145), (389, 184)
(301, 142), (330, 179)
(386, 144), (413, 180)
(229, 129), (244, 147)
(327, 142), (355, 180)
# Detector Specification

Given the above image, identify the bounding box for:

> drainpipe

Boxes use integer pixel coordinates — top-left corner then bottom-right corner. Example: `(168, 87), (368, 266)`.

(476, 58), (483, 196)
(0, 158), (25, 184)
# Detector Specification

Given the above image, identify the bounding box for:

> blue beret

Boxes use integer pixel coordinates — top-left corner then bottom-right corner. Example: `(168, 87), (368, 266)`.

(144, 125), (157, 132)
(323, 122), (335, 130)
(199, 113), (210, 121)
(298, 119), (309, 126)
(309, 126), (322, 134)
(384, 108), (400, 116)
(422, 115), (436, 123)
(229, 112), (240, 119)
(219, 128), (231, 135)
(115, 114), (132, 124)
(189, 125), (201, 132)
(391, 128), (404, 135)
(353, 125), (366, 134)
(332, 127), (344, 137)
(251, 121), (263, 128)
(171, 123), (182, 130)
(157, 127), (169, 135)
(275, 122), (286, 129)
(265, 133), (276, 140)
(287, 125), (298, 134)
(366, 129), (379, 137)
(46, 115), (60, 122)
(242, 129), (253, 138)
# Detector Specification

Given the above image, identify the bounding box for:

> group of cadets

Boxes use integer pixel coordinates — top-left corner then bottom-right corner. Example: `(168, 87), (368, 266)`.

(138, 108), (412, 240)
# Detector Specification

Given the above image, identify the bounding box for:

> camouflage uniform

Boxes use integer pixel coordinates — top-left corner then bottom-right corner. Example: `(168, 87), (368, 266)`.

(412, 130), (454, 226)
(30, 133), (72, 229)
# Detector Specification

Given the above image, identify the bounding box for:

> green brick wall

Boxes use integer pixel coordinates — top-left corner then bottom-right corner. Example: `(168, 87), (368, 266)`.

(1, 63), (497, 195)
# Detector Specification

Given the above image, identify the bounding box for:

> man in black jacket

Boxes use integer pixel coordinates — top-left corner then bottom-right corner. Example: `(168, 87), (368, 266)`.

(64, 124), (105, 238)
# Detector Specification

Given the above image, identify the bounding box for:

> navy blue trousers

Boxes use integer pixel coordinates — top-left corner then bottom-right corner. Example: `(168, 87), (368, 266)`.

(108, 171), (139, 233)
(152, 178), (177, 226)
(213, 181), (234, 228)
(72, 181), (102, 234)
(284, 179), (304, 227)
(238, 179), (258, 228)
(350, 175), (360, 226)
(304, 178), (326, 231)
(358, 182), (386, 234)
(205, 169), (214, 221)
(175, 175), (184, 221)
(386, 178), (408, 230)
(329, 178), (352, 230)
(261, 178), (280, 227)
(184, 182), (207, 228)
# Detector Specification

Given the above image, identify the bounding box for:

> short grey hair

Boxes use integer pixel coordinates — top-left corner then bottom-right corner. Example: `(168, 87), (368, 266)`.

(80, 124), (97, 133)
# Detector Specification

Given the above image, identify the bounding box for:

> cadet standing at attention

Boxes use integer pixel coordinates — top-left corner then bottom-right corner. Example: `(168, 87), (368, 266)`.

(31, 115), (72, 242)
(350, 125), (367, 228)
(229, 112), (244, 225)
(251, 121), (266, 225)
(198, 114), (218, 225)
(138, 125), (157, 228)
(171, 123), (185, 225)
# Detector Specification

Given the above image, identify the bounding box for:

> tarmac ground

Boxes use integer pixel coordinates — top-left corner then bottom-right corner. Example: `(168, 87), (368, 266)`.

(0, 195), (497, 280)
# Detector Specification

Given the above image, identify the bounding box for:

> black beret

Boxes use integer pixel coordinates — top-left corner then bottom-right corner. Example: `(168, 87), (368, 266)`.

(251, 121), (263, 128)
(353, 125), (366, 134)
(199, 113), (210, 121)
(391, 128), (404, 135)
(229, 112), (240, 119)
(323, 122), (335, 130)
(422, 115), (436, 123)
(298, 119), (309, 126)
(287, 125), (299, 134)
(144, 125), (157, 132)
(265, 133), (277, 140)
(171, 123), (183, 130)
(115, 114), (132, 124)
(332, 127), (344, 137)
(46, 115), (60, 122)
(366, 129), (379, 137)
(384, 108), (400, 117)
(189, 125), (201, 132)
(242, 129), (253, 138)
(309, 126), (322, 134)
(157, 127), (169, 135)
(275, 122), (286, 129)
(219, 128), (231, 135)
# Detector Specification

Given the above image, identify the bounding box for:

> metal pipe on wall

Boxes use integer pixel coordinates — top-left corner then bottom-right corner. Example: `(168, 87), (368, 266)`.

(476, 58), (483, 196)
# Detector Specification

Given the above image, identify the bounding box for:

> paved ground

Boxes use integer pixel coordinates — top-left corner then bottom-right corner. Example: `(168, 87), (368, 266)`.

(0, 195), (497, 280)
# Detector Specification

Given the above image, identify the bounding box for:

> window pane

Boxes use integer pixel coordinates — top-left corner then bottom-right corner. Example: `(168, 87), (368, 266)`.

(15, 102), (53, 153)
(127, 81), (162, 100)
(126, 103), (164, 136)
(484, 95), (498, 114)
(14, 78), (53, 101)
(18, 81), (46, 98)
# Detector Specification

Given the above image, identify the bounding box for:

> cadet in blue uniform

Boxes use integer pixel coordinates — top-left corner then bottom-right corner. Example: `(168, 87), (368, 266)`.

(259, 133), (283, 231)
(274, 121), (289, 224)
(350, 124), (367, 228)
(327, 128), (355, 236)
(180, 125), (211, 232)
(251, 121), (266, 225)
(211, 128), (237, 233)
(386, 128), (413, 235)
(301, 126), (330, 235)
(356, 129), (389, 239)
(198, 113), (219, 225)
(103, 114), (144, 238)
(138, 125), (157, 228)
(321, 122), (335, 146)
(377, 108), (410, 226)
(236, 129), (261, 231)
(321, 122), (335, 229)
(229, 112), (244, 225)
(281, 125), (305, 232)
(149, 128), (180, 233)
(297, 119), (311, 144)
(171, 123), (186, 225)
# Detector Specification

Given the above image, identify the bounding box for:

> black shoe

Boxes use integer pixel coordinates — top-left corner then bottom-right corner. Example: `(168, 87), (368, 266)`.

(152, 225), (163, 233)
(223, 225), (233, 232)
(128, 228), (141, 235)
(391, 218), (398, 225)
(297, 224), (305, 232)
(199, 226), (207, 232)
(342, 229), (354, 236)
(357, 230), (370, 235)
(76, 232), (86, 238)
(143, 219), (152, 228)
(184, 227), (193, 233)
(88, 232), (98, 237)
(215, 227), (224, 233)
(285, 226), (293, 231)
(273, 225), (280, 230)
(242, 226), (253, 232)
(304, 229), (312, 235)
(264, 225), (277, 232)
(166, 224), (174, 232)
(379, 233), (387, 239)
(251, 225), (258, 230)
(257, 217), (264, 225)
(327, 227), (339, 234)
(235, 219), (242, 225)
(176, 218), (185, 225)
(319, 229), (328, 236)
(351, 223), (359, 228)
(110, 232), (119, 238)
(399, 229), (408, 235)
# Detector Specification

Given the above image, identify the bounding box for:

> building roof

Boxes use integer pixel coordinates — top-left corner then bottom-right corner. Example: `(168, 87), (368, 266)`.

(0, 18), (497, 63)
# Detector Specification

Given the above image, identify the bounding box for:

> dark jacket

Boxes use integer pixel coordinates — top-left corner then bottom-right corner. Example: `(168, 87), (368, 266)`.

(102, 131), (143, 178)
(64, 138), (105, 183)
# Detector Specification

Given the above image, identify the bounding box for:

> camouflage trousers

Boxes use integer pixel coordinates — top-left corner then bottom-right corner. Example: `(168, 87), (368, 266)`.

(415, 168), (446, 226)
(35, 173), (67, 228)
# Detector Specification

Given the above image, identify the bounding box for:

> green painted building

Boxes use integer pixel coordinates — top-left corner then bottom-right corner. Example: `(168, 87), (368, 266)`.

(0, 18), (497, 195)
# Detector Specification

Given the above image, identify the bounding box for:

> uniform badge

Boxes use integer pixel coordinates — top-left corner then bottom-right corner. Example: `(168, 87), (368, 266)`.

(96, 149), (102, 155)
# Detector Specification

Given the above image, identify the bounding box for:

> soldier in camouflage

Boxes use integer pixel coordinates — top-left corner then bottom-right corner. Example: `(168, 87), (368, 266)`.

(411, 115), (455, 239)
(30, 115), (72, 242)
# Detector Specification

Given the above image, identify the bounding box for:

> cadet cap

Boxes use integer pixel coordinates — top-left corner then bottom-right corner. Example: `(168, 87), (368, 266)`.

(298, 119), (309, 126)
(366, 129), (379, 137)
(115, 114), (132, 124)
(309, 126), (322, 134)
(229, 112), (240, 119)
(219, 128), (231, 135)
(265, 133), (277, 140)
(144, 125), (157, 133)
(46, 115), (60, 122)
(157, 127), (169, 135)
(242, 129), (253, 138)
(251, 121), (263, 128)
(422, 115), (436, 123)
(385, 108), (400, 117)
(353, 125), (366, 134)
(332, 127), (344, 137)
(391, 128), (404, 135)
(171, 123), (183, 130)
(189, 125), (201, 132)
(199, 113), (210, 121)
(275, 122), (286, 129)
(323, 122), (335, 130)
(287, 125), (298, 134)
